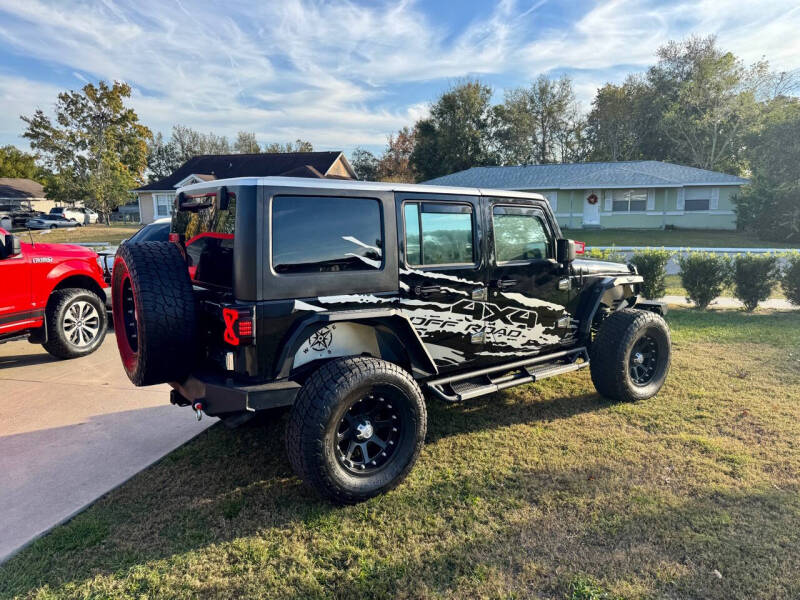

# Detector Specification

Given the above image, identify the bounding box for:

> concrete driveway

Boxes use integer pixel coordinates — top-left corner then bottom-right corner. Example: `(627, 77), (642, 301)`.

(0, 334), (213, 563)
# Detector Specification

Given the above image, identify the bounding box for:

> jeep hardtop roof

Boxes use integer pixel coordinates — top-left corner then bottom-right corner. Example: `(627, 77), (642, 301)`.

(176, 176), (548, 201)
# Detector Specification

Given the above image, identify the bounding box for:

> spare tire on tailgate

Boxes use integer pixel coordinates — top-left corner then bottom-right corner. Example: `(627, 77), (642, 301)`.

(112, 241), (196, 386)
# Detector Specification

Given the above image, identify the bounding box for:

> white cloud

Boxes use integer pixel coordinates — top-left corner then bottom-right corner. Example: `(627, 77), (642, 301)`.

(0, 0), (797, 153)
(0, 74), (62, 145)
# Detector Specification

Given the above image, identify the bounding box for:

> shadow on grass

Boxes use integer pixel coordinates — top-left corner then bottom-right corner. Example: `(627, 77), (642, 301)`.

(0, 385), (610, 595)
(3, 365), (798, 598)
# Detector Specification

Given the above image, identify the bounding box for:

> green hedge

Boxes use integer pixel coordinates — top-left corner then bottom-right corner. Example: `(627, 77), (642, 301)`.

(732, 253), (780, 311)
(678, 252), (732, 308)
(629, 249), (672, 299)
(782, 252), (800, 306)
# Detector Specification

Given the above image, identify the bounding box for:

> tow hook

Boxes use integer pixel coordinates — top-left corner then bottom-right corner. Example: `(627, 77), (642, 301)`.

(192, 402), (204, 421)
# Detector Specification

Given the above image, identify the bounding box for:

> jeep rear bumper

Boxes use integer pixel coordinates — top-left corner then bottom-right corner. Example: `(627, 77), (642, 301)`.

(169, 374), (301, 416)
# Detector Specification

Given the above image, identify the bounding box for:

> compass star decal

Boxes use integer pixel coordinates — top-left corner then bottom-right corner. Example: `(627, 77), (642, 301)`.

(309, 327), (333, 351)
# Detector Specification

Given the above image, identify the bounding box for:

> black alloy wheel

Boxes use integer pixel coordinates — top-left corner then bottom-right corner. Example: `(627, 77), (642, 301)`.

(629, 334), (659, 385)
(286, 356), (427, 504)
(335, 390), (403, 474)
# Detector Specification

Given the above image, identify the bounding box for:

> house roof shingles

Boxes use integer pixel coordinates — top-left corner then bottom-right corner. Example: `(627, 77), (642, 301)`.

(136, 151), (349, 192)
(0, 178), (46, 199)
(425, 160), (749, 190)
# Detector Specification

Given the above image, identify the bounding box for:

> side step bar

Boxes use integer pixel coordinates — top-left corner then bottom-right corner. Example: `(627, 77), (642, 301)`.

(426, 347), (589, 402)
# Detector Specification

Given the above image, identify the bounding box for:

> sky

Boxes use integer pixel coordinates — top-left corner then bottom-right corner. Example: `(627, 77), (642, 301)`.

(0, 0), (798, 156)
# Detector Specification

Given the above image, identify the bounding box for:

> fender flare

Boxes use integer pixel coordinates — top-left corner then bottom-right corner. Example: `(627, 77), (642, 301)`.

(575, 275), (642, 341)
(44, 259), (107, 295)
(275, 308), (437, 379)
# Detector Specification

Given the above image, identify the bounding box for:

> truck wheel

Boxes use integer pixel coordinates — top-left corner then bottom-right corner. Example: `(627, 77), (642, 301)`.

(42, 288), (107, 359)
(589, 308), (671, 402)
(112, 242), (196, 386)
(286, 357), (427, 504)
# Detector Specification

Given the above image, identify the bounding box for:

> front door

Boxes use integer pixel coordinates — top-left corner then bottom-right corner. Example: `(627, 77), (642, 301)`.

(583, 189), (600, 226)
(396, 193), (488, 373)
(483, 197), (571, 359)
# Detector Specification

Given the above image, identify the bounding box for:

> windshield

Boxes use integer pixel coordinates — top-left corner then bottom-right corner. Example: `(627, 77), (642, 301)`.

(128, 222), (170, 243)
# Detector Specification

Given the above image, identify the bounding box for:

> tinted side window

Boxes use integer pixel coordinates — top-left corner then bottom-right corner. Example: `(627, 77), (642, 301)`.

(404, 202), (474, 266)
(492, 206), (550, 262)
(272, 196), (383, 274)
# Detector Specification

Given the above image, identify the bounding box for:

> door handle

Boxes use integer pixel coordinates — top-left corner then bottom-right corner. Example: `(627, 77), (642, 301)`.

(494, 279), (518, 290)
(413, 284), (441, 296)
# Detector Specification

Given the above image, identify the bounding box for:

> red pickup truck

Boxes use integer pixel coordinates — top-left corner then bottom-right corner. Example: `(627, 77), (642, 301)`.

(0, 228), (109, 359)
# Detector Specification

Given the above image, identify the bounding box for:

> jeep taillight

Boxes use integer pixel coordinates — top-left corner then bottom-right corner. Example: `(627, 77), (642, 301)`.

(222, 306), (255, 346)
(574, 241), (586, 255)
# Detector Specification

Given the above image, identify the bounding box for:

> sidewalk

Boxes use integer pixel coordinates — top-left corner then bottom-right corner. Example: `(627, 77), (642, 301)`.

(660, 295), (795, 310)
(0, 336), (213, 563)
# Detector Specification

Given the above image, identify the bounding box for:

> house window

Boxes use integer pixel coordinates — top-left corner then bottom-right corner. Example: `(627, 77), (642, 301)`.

(154, 194), (174, 217)
(611, 189), (648, 212)
(684, 187), (711, 211)
(404, 202), (474, 266)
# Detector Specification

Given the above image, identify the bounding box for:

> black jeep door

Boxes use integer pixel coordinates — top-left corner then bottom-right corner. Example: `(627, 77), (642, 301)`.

(396, 193), (488, 373)
(483, 196), (571, 359)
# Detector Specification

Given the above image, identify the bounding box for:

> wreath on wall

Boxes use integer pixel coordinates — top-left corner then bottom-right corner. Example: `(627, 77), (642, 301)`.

(587, 193), (599, 205)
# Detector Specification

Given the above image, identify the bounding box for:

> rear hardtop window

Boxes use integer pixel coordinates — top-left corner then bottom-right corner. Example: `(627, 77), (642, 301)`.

(172, 188), (236, 289)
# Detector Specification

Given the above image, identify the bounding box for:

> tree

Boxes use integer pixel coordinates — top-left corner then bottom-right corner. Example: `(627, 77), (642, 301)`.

(655, 37), (765, 173)
(410, 81), (495, 181)
(21, 81), (150, 224)
(146, 132), (181, 183)
(350, 147), (379, 181)
(263, 139), (314, 153)
(587, 81), (641, 161)
(735, 97), (800, 241)
(491, 75), (582, 165)
(169, 125), (232, 162)
(378, 127), (416, 182)
(234, 131), (260, 153)
(0, 145), (41, 180)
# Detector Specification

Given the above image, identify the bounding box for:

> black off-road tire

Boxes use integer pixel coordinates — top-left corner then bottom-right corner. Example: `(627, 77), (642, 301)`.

(590, 308), (671, 402)
(286, 357), (427, 504)
(42, 288), (107, 359)
(112, 241), (196, 386)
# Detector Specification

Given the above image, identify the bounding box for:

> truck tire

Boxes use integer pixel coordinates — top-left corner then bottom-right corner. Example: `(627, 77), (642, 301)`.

(590, 308), (671, 402)
(286, 357), (427, 504)
(42, 288), (107, 359)
(112, 242), (196, 386)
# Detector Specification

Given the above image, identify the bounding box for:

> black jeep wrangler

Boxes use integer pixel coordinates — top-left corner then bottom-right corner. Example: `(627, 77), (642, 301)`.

(111, 177), (670, 504)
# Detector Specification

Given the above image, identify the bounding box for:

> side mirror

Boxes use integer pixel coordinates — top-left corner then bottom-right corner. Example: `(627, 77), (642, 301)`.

(556, 238), (576, 264)
(216, 186), (230, 211)
(1, 234), (21, 258)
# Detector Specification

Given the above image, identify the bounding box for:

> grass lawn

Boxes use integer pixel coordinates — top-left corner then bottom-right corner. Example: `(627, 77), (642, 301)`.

(2, 309), (800, 599)
(574, 228), (798, 249)
(663, 274), (788, 300)
(13, 223), (141, 245)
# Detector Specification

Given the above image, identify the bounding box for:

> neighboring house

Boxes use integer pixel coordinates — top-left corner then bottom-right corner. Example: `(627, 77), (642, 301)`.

(133, 151), (356, 224)
(425, 161), (748, 230)
(0, 178), (56, 214)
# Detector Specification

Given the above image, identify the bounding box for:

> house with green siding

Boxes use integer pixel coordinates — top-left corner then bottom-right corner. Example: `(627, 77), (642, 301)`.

(425, 161), (747, 230)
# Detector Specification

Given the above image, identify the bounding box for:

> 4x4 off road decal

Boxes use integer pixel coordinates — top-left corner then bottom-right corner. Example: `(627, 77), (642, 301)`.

(400, 297), (561, 352)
